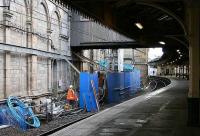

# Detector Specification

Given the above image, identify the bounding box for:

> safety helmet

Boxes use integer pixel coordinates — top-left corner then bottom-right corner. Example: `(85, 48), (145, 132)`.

(69, 85), (73, 88)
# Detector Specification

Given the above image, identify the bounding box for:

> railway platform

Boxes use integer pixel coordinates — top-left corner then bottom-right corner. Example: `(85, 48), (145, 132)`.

(51, 79), (200, 136)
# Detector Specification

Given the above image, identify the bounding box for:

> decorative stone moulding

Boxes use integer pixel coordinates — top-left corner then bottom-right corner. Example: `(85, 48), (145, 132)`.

(26, 20), (32, 25)
(3, 10), (13, 25)
(47, 29), (53, 34)
(60, 34), (69, 41)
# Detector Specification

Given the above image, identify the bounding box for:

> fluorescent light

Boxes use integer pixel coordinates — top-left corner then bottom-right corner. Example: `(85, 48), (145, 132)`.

(135, 23), (143, 29)
(177, 49), (180, 52)
(158, 41), (166, 45)
(158, 15), (168, 21)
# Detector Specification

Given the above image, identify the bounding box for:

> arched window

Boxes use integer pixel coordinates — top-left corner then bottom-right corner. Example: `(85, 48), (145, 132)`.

(32, 0), (49, 51)
(51, 11), (60, 50)
(9, 0), (27, 47)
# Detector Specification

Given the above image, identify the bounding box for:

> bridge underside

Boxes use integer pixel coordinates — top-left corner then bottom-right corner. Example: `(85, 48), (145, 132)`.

(72, 41), (163, 50)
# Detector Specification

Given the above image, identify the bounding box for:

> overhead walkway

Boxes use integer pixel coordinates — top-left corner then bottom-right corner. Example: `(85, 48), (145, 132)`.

(51, 79), (200, 136)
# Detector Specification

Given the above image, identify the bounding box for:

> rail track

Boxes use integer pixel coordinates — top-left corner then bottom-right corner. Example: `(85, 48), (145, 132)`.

(38, 112), (95, 136)
(0, 76), (171, 136)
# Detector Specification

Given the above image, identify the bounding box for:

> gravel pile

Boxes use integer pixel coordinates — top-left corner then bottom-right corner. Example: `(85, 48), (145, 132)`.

(0, 126), (25, 136)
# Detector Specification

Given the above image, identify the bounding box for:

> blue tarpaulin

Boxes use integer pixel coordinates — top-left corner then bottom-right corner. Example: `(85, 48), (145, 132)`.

(107, 70), (141, 103)
(123, 64), (134, 71)
(79, 72), (99, 112)
(106, 72), (121, 103)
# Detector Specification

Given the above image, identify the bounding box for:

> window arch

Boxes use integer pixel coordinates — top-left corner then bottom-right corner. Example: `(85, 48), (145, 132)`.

(32, 0), (50, 50)
(51, 9), (61, 50)
(9, 0), (27, 47)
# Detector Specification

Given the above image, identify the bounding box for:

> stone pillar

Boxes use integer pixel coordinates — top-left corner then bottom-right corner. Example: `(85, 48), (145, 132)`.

(30, 55), (37, 95)
(27, 56), (31, 95)
(47, 29), (52, 52)
(47, 28), (52, 92)
(3, 9), (13, 44)
(3, 7), (13, 98)
(4, 51), (10, 98)
(187, 1), (200, 126)
(27, 8), (32, 95)
(47, 59), (52, 91)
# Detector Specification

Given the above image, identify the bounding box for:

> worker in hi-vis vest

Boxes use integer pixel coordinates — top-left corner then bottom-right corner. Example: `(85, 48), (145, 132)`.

(66, 85), (78, 109)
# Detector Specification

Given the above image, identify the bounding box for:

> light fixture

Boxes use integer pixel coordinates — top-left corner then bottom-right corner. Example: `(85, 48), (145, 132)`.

(158, 15), (168, 21)
(176, 49), (180, 52)
(135, 22), (143, 29)
(158, 41), (166, 45)
(180, 54), (183, 57)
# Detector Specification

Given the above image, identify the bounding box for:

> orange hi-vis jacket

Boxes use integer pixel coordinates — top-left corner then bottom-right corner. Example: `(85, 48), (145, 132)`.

(67, 88), (78, 101)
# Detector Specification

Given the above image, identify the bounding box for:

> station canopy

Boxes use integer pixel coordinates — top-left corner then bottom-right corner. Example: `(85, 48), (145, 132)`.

(59, 0), (189, 65)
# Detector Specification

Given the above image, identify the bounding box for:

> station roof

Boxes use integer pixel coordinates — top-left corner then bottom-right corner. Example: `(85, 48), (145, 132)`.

(59, 0), (190, 65)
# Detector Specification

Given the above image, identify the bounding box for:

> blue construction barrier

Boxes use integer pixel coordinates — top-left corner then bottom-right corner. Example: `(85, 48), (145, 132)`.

(123, 64), (134, 71)
(106, 72), (120, 103)
(107, 70), (141, 103)
(79, 72), (99, 112)
(124, 72), (132, 95)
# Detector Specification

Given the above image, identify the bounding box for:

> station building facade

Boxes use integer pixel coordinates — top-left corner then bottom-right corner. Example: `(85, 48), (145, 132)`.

(0, 0), (71, 99)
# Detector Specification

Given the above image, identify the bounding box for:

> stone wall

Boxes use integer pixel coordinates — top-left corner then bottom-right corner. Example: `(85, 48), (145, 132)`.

(0, 0), (71, 99)
(0, 51), (4, 99)
(0, 2), (4, 43)
(9, 53), (28, 96)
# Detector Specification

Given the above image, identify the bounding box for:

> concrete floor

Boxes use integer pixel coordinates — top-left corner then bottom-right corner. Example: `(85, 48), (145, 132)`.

(51, 79), (200, 136)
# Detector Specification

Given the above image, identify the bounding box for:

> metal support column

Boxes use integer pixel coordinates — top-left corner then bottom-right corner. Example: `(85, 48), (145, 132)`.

(187, 1), (200, 126)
